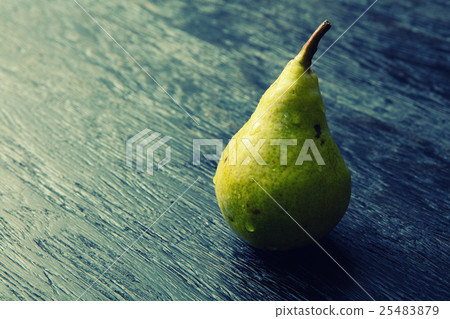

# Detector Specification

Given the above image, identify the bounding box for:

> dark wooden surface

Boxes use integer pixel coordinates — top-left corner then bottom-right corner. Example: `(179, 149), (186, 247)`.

(0, 0), (448, 300)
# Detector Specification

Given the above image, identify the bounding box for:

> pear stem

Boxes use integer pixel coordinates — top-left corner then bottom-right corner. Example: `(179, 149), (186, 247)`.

(294, 20), (331, 69)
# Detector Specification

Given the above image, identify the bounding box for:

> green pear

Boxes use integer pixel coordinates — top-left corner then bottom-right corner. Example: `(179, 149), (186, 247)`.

(213, 21), (351, 251)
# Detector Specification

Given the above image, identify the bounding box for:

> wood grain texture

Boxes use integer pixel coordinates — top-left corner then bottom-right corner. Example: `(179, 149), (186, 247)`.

(0, 0), (448, 300)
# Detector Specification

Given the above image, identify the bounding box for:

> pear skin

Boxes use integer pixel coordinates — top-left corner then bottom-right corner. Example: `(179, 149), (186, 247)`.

(214, 21), (351, 251)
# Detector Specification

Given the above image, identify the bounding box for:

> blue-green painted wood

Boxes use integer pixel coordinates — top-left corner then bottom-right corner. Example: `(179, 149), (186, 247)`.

(0, 0), (448, 300)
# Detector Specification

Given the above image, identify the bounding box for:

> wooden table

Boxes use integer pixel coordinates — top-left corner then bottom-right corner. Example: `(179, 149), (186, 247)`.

(0, 0), (448, 300)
